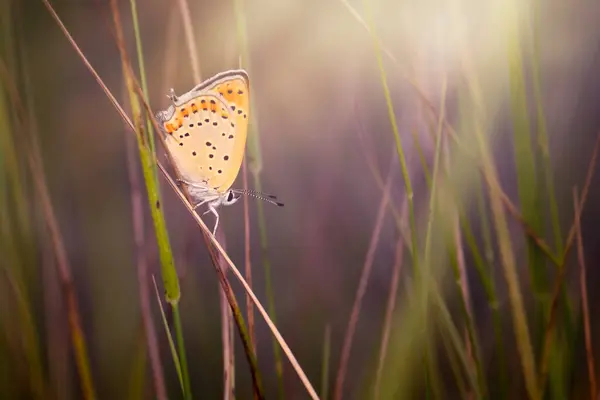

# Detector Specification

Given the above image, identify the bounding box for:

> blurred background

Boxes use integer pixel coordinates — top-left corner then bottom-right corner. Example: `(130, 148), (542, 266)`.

(2, 0), (600, 398)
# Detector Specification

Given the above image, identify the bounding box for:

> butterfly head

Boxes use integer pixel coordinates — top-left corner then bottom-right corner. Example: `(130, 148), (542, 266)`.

(222, 189), (241, 206)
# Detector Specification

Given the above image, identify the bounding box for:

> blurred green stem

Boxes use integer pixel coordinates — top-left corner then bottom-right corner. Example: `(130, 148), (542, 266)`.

(231, 0), (285, 397)
(173, 306), (192, 399)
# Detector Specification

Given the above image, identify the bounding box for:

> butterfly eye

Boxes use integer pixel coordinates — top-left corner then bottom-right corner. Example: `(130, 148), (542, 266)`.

(227, 191), (235, 202)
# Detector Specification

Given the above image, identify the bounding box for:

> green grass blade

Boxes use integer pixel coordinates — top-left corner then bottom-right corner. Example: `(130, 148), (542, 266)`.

(152, 276), (184, 393)
(108, 2), (189, 397)
(173, 306), (192, 399)
(128, 0), (159, 186)
(362, 0), (418, 273)
(472, 94), (539, 400)
(110, 3), (180, 307)
(530, 0), (562, 256)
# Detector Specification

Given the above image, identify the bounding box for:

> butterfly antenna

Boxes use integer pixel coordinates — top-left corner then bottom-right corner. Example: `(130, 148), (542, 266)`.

(233, 189), (284, 207)
(232, 188), (279, 200)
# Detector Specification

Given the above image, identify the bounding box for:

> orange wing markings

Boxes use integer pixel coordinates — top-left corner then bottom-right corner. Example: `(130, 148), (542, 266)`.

(213, 78), (249, 112)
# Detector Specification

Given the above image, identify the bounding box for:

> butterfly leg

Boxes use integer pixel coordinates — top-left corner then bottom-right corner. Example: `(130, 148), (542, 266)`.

(202, 203), (220, 235)
(192, 199), (210, 210)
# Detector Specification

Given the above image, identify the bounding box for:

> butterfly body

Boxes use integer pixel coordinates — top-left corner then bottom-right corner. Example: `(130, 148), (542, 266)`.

(156, 70), (282, 235)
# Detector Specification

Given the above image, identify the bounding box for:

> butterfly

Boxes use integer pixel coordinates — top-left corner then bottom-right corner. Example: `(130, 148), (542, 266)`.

(155, 69), (283, 235)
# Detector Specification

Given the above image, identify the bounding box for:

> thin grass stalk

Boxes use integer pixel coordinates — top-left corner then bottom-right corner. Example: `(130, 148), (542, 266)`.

(106, 0), (180, 305)
(1, 49), (96, 395)
(0, 262), (46, 399)
(373, 237), (404, 399)
(405, 92), (558, 273)
(228, 304), (236, 399)
(451, 8), (539, 392)
(160, 169), (317, 398)
(409, 124), (432, 186)
(321, 324), (331, 400)
(475, 176), (495, 265)
(419, 78), (450, 400)
(19, 39), (73, 398)
(504, 8), (551, 392)
(355, 104), (406, 238)
(538, 133), (600, 394)
(449, 198), (487, 399)
(27, 136), (97, 400)
(176, 0), (201, 83)
(421, 77), (446, 309)
(456, 86), (496, 271)
(171, 307), (192, 399)
(121, 88), (151, 400)
(469, 169), (507, 400)
(557, 133), (600, 259)
(219, 287), (236, 400)
(361, 0), (418, 274)
(220, 291), (235, 400)
(357, 108), (440, 395)
(431, 99), (559, 268)
(431, 287), (482, 399)
(128, 0), (159, 185)
(41, 3), (316, 394)
(419, 80), (446, 400)
(424, 335), (442, 400)
(339, 0), (470, 161)
(1, 0), (17, 80)
(454, 12), (541, 400)
(241, 156), (256, 355)
(453, 205), (473, 369)
(1, 0), (32, 245)
(107, 2), (191, 398)
(0, 69), (37, 353)
(505, 0), (543, 255)
(353, 6), (436, 388)
(165, 1), (241, 393)
(9, 52), (70, 398)
(0, 267), (18, 398)
(341, 0), (559, 280)
(0, 73), (47, 400)
(334, 151), (397, 400)
(467, 81), (539, 400)
(354, 14), (462, 388)
(460, 214), (507, 398)
(230, 2), (285, 395)
(446, 242), (486, 399)
(40, 236), (71, 400)
(239, 48), (256, 354)
(359, 94), (479, 396)
(513, 6), (575, 395)
(530, 0), (562, 256)
(208, 250), (264, 400)
(152, 276), (185, 392)
(218, 231), (236, 400)
(0, 259), (21, 394)
(439, 317), (470, 399)
(365, 188), (479, 396)
(574, 189), (597, 399)
(442, 108), (487, 398)
(125, 125), (167, 400)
